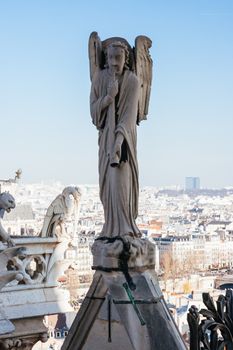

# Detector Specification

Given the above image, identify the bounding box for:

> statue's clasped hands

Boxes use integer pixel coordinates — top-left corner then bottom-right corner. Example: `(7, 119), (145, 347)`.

(107, 73), (118, 100)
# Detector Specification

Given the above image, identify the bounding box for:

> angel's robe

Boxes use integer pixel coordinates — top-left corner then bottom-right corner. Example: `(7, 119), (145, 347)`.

(90, 68), (141, 237)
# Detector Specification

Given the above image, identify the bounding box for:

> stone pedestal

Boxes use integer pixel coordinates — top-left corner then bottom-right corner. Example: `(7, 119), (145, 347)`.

(62, 239), (187, 350)
(91, 236), (155, 271)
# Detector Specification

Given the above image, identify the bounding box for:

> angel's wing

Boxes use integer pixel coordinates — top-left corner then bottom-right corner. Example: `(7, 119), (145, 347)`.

(88, 32), (103, 82)
(134, 36), (153, 124)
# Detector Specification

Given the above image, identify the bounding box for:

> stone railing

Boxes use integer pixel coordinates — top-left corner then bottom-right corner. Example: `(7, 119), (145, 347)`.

(0, 236), (74, 349)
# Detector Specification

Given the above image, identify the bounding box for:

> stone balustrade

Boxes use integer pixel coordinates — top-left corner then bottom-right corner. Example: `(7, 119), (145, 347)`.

(0, 236), (74, 349)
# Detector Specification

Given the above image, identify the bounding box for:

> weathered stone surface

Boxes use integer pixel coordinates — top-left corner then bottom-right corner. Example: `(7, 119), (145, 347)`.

(92, 236), (155, 270)
(62, 272), (108, 350)
(0, 318), (15, 335)
(82, 318), (133, 350)
(62, 270), (187, 350)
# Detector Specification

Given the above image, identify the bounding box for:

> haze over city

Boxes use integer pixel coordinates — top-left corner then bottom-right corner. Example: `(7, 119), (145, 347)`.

(1, 0), (233, 188)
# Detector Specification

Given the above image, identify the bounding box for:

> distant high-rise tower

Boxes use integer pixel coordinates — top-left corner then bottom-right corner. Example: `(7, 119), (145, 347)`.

(185, 177), (200, 191)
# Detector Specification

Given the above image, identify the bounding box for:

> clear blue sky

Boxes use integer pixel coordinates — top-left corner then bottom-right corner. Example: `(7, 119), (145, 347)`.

(1, 0), (233, 188)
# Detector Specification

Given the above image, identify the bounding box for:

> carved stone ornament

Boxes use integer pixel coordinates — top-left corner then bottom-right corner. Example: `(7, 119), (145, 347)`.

(6, 254), (47, 285)
(0, 332), (48, 350)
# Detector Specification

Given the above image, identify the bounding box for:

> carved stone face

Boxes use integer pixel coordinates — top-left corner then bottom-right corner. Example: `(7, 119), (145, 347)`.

(0, 192), (15, 212)
(107, 46), (125, 76)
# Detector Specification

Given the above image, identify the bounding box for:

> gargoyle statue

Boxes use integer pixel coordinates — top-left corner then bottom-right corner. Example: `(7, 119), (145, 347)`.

(40, 186), (82, 238)
(0, 192), (16, 247)
(0, 191), (25, 335)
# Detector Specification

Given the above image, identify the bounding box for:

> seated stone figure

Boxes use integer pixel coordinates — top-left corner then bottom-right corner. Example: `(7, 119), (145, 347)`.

(0, 192), (16, 247)
(40, 186), (81, 238)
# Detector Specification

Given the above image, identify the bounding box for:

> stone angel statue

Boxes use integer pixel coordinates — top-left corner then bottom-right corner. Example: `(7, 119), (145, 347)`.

(89, 32), (152, 238)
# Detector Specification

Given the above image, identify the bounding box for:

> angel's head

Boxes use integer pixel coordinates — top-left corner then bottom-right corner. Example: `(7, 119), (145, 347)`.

(105, 41), (129, 75)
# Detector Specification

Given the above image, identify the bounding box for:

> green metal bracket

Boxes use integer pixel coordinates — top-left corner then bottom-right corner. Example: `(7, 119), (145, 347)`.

(122, 282), (146, 326)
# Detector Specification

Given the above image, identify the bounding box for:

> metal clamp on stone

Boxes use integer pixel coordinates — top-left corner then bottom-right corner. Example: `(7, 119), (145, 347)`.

(122, 282), (146, 326)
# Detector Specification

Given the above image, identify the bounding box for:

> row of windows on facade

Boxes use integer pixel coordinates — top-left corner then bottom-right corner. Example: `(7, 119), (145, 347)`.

(49, 330), (68, 338)
(7, 227), (34, 235)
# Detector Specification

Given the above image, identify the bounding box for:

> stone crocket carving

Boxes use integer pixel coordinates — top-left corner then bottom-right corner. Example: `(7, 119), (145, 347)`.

(40, 186), (81, 238)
